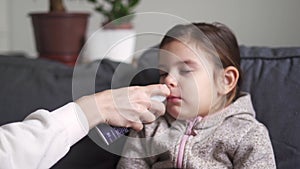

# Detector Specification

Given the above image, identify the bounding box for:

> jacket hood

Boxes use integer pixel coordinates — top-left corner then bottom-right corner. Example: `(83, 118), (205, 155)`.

(194, 93), (256, 130)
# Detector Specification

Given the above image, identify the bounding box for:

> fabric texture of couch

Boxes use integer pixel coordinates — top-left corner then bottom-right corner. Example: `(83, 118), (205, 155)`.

(0, 45), (299, 169)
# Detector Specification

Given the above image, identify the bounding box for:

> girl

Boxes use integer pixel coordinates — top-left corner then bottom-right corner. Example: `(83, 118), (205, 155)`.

(117, 22), (276, 168)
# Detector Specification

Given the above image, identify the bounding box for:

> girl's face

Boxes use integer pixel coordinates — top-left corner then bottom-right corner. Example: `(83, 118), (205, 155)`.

(159, 41), (218, 120)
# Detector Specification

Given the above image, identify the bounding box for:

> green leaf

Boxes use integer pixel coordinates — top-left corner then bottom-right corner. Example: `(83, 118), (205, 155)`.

(95, 5), (111, 19)
(87, 0), (97, 3)
(128, 0), (140, 8)
(90, 0), (140, 23)
(95, 5), (105, 12)
(104, 0), (114, 3)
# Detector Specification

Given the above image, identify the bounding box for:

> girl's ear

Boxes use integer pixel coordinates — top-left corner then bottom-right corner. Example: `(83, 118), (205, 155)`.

(219, 66), (239, 95)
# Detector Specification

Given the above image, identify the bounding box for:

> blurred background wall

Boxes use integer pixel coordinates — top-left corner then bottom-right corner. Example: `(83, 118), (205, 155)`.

(1, 0), (300, 58)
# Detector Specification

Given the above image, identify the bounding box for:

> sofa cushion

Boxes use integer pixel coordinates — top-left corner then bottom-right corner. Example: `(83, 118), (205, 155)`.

(239, 46), (300, 168)
(136, 45), (300, 169)
(0, 55), (136, 169)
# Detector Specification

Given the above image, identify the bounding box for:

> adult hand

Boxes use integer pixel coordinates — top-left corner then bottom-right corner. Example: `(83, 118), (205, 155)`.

(76, 84), (170, 131)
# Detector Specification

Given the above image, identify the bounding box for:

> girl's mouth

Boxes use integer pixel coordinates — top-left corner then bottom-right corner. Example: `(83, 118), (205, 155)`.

(167, 95), (182, 103)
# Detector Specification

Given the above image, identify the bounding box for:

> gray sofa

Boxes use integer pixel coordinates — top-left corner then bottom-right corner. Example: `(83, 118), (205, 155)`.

(0, 45), (299, 168)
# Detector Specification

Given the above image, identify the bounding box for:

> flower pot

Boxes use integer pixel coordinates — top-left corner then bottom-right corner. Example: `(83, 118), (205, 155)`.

(30, 12), (89, 66)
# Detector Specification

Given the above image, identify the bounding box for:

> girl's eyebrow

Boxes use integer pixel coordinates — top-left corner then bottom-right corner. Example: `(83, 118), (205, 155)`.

(177, 60), (199, 67)
(158, 59), (199, 69)
(158, 64), (166, 69)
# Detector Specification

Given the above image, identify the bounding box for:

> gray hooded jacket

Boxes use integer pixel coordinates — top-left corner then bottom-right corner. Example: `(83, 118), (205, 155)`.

(117, 94), (276, 169)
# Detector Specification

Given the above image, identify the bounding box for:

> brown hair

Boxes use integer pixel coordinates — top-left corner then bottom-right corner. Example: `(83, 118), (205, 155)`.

(159, 22), (242, 103)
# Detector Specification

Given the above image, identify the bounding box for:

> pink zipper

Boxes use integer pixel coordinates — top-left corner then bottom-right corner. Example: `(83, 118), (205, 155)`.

(176, 116), (202, 168)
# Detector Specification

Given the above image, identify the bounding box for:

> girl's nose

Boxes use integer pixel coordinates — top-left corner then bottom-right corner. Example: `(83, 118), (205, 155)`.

(164, 74), (178, 88)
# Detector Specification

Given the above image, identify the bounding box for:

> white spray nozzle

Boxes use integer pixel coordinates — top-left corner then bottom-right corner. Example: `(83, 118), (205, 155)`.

(151, 95), (166, 102)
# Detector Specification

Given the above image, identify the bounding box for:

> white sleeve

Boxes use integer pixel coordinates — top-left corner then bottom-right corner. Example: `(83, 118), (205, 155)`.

(0, 102), (89, 169)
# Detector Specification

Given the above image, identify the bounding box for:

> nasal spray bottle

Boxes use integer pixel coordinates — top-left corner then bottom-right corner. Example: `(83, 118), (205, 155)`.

(94, 95), (166, 145)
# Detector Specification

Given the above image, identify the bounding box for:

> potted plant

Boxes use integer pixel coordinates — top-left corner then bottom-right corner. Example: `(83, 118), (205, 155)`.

(83, 0), (140, 63)
(87, 0), (140, 29)
(30, 0), (90, 66)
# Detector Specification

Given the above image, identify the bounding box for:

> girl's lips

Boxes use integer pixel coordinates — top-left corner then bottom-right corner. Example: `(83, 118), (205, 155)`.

(167, 96), (182, 103)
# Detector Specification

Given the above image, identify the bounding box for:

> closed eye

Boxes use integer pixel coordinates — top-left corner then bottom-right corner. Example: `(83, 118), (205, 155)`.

(179, 67), (194, 75)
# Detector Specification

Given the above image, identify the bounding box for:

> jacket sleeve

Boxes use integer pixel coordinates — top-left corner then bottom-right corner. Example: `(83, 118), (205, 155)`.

(117, 130), (151, 169)
(0, 103), (89, 169)
(233, 123), (277, 169)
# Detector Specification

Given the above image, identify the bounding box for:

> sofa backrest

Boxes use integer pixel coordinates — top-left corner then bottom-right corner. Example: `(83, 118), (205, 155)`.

(239, 46), (300, 168)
